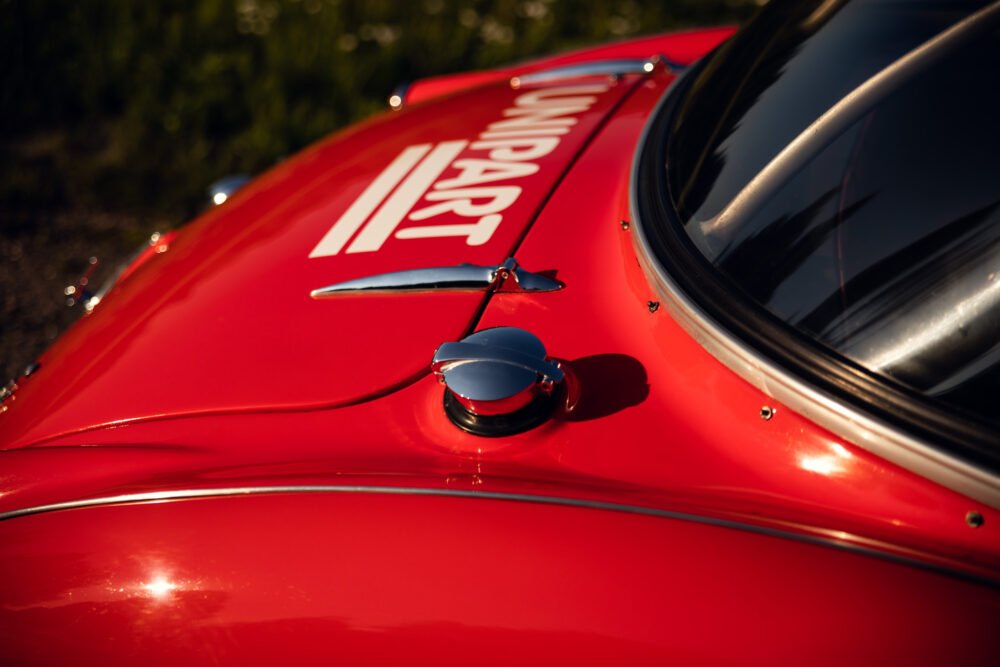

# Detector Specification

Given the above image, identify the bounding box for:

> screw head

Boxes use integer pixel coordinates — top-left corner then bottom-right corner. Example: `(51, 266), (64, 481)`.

(620, 220), (630, 230)
(760, 406), (775, 421)
(647, 300), (660, 313)
(966, 511), (984, 528)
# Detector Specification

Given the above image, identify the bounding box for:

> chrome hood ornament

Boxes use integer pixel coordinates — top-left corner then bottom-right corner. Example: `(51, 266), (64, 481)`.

(310, 257), (561, 298)
(510, 54), (685, 88)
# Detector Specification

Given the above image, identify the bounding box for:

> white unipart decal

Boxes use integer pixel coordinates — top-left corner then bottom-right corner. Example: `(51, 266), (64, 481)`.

(309, 84), (608, 257)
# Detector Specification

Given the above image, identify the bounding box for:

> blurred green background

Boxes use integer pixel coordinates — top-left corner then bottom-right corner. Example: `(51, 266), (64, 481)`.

(0, 0), (760, 379)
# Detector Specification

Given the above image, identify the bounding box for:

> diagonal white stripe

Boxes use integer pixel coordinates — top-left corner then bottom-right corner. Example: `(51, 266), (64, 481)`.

(308, 144), (432, 258)
(479, 128), (570, 139)
(347, 140), (468, 254)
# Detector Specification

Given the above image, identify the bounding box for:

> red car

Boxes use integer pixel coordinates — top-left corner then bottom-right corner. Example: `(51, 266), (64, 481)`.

(2, 1), (998, 663)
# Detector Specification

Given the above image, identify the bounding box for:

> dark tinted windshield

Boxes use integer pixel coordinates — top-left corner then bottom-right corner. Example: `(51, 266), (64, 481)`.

(666, 0), (1000, 428)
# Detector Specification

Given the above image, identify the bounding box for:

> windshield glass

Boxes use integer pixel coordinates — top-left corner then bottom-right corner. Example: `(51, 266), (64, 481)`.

(665, 0), (1000, 429)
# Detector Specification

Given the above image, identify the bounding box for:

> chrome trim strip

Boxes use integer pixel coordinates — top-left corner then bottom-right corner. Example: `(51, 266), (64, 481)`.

(0, 484), (993, 586)
(512, 55), (683, 86)
(514, 59), (649, 85)
(312, 264), (496, 296)
(629, 56), (1000, 510)
(310, 257), (562, 297)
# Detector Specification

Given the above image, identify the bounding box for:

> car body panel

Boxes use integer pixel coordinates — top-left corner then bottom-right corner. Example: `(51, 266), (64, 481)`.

(1, 61), (997, 583)
(1, 24), (998, 663)
(0, 71), (636, 449)
(1, 491), (997, 666)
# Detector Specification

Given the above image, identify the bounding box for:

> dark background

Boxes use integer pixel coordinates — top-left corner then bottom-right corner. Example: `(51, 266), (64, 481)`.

(0, 0), (759, 380)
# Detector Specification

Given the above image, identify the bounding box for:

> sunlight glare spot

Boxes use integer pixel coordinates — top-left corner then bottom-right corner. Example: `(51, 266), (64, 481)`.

(143, 576), (176, 599)
(798, 454), (844, 476)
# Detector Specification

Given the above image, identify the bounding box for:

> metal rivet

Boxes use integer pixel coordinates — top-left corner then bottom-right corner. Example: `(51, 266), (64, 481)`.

(760, 406), (775, 421)
(620, 220), (630, 230)
(966, 511), (984, 528)
(647, 300), (660, 313)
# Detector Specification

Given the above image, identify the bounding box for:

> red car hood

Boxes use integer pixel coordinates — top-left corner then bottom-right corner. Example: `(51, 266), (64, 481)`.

(1, 76), (635, 449)
(2, 27), (997, 584)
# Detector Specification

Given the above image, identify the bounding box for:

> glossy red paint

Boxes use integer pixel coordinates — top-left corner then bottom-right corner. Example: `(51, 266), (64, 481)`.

(0, 72), (634, 448)
(115, 230), (178, 287)
(1, 493), (998, 665)
(1, 26), (998, 663)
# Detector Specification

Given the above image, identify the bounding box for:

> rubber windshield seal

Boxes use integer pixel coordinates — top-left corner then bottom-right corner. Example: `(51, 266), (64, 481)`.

(631, 54), (1000, 502)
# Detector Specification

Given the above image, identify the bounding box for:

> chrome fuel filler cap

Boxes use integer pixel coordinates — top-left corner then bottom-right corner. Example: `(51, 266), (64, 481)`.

(431, 327), (564, 436)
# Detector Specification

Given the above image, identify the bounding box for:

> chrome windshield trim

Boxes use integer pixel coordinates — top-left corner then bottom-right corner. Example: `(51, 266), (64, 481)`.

(0, 484), (993, 586)
(310, 257), (562, 297)
(629, 59), (1000, 511)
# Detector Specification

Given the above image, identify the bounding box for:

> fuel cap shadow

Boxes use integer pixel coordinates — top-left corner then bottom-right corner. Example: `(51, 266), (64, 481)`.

(562, 354), (649, 422)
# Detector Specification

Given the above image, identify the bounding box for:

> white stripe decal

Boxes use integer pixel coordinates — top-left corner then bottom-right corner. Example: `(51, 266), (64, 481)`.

(479, 127), (571, 139)
(346, 140), (468, 254)
(308, 84), (614, 257)
(308, 144), (432, 258)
